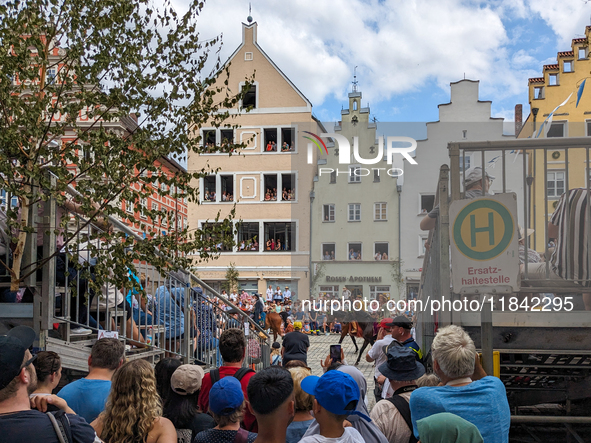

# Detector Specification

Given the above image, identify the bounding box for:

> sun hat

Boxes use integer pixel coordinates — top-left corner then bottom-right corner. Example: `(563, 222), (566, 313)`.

(464, 167), (495, 186)
(171, 364), (205, 395)
(378, 346), (425, 381)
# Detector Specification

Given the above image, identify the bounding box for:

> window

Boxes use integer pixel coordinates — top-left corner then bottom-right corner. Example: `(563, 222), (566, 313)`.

(373, 169), (380, 182)
(419, 235), (428, 257)
(281, 128), (294, 152)
(203, 130), (216, 151)
(220, 175), (234, 202)
(321, 243), (335, 260)
(420, 194), (435, 214)
(220, 129), (234, 146)
(587, 121), (591, 136)
(330, 171), (337, 184)
(126, 201), (134, 214)
(374, 243), (389, 260)
(374, 203), (387, 221)
(547, 122), (565, 138)
(280, 173), (296, 201)
(202, 223), (231, 252)
(563, 60), (573, 73)
(237, 222), (259, 251)
(140, 198), (147, 219)
(264, 128), (278, 152)
(263, 174), (278, 201)
(46, 68), (56, 85)
(203, 176), (216, 202)
(323, 204), (335, 222)
(370, 285), (390, 300)
(348, 203), (361, 221)
(264, 222), (295, 251)
(549, 73), (558, 86)
(319, 285), (339, 298)
(161, 182), (167, 192)
(347, 243), (362, 260)
(348, 165), (361, 183)
(243, 85), (256, 109)
(534, 86), (544, 99)
(547, 171), (565, 198)
(579, 47), (587, 60)
(244, 52), (253, 61)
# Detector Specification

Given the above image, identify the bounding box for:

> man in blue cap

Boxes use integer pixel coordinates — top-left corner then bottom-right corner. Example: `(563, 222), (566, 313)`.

(0, 326), (97, 443)
(195, 377), (257, 443)
(370, 346), (425, 443)
(299, 370), (367, 442)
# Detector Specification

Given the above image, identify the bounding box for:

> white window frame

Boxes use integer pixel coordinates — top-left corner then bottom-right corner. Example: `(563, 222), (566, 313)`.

(374, 202), (387, 221)
(374, 242), (389, 260)
(348, 165), (361, 183)
(579, 47), (587, 60)
(46, 68), (56, 84)
(547, 170), (565, 199)
(547, 121), (566, 138)
(244, 52), (253, 61)
(563, 60), (573, 73)
(319, 285), (339, 298)
(419, 193), (436, 215)
(419, 235), (428, 257)
(321, 243), (336, 261)
(348, 203), (361, 222)
(347, 242), (362, 261)
(369, 285), (390, 301)
(323, 204), (335, 222)
(534, 86), (544, 100)
(126, 201), (134, 214)
(140, 198), (147, 219)
(548, 73), (559, 86)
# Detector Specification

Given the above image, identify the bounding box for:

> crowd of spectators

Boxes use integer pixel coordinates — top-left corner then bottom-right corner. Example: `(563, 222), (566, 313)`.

(0, 316), (511, 443)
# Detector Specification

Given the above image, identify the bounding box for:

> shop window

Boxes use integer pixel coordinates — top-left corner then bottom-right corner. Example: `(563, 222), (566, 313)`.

(374, 243), (389, 260)
(322, 243), (335, 260)
(264, 222), (295, 251)
(370, 285), (390, 300)
(281, 173), (296, 201)
(237, 222), (259, 252)
(347, 242), (362, 260)
(319, 285), (339, 298)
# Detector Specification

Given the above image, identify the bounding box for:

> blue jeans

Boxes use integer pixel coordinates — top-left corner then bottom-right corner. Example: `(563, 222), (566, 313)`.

(133, 308), (153, 338)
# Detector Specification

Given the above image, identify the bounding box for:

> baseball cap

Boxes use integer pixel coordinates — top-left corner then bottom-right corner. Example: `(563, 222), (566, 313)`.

(272, 342), (281, 349)
(0, 326), (37, 390)
(294, 321), (303, 330)
(378, 346), (425, 381)
(464, 167), (495, 187)
(390, 315), (413, 329)
(379, 318), (395, 328)
(171, 364), (204, 395)
(301, 371), (370, 421)
(209, 376), (244, 415)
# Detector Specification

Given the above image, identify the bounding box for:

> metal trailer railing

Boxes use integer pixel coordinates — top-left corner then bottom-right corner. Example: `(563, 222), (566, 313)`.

(1, 175), (269, 372)
(418, 137), (591, 439)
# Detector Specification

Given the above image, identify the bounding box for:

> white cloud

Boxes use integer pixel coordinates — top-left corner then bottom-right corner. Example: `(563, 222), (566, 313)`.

(525, 0), (591, 47)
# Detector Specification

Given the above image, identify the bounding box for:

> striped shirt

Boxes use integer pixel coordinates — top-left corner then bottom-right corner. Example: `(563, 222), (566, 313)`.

(550, 188), (591, 287)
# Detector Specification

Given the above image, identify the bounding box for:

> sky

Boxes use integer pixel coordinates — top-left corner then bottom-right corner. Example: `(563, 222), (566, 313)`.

(172, 0), (591, 127)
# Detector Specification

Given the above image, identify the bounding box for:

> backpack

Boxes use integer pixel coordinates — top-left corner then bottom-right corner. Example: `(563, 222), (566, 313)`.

(385, 395), (419, 443)
(209, 367), (255, 385)
(47, 411), (73, 443)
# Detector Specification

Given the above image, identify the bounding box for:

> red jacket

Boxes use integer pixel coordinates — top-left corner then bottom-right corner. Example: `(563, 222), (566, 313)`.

(198, 366), (258, 432)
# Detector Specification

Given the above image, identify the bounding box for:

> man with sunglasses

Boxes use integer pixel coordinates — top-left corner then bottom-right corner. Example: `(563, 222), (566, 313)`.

(0, 326), (97, 443)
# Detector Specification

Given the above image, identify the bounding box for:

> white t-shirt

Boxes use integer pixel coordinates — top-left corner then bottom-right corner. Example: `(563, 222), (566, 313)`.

(367, 335), (394, 379)
(299, 427), (364, 443)
(266, 288), (274, 302)
(230, 292), (238, 302)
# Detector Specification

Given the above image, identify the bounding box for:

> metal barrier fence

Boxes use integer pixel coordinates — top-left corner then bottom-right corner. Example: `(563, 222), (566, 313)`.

(1, 174), (269, 371)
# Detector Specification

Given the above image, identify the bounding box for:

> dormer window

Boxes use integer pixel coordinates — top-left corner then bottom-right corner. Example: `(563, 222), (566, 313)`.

(549, 73), (558, 86)
(534, 86), (544, 99)
(563, 60), (573, 73)
(579, 47), (587, 60)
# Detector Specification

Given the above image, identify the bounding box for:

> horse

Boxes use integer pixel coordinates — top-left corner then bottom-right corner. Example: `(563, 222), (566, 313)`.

(328, 310), (377, 366)
(265, 311), (283, 342)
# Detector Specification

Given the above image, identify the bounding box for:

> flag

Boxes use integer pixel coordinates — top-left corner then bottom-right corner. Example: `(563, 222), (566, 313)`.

(576, 79), (586, 108)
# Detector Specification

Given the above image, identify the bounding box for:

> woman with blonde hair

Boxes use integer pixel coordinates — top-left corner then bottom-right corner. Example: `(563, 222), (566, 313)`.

(91, 359), (176, 443)
(285, 366), (314, 443)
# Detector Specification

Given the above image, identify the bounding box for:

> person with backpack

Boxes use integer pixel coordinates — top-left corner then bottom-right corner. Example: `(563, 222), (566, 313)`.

(370, 346), (425, 443)
(198, 329), (257, 432)
(270, 342), (282, 366)
(0, 326), (97, 443)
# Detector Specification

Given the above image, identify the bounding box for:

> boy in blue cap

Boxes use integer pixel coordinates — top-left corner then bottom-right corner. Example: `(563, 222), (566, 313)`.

(299, 370), (366, 442)
(194, 377), (257, 443)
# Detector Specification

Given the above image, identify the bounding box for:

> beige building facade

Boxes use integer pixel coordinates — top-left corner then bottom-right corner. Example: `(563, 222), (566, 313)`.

(188, 20), (322, 299)
(310, 90), (402, 302)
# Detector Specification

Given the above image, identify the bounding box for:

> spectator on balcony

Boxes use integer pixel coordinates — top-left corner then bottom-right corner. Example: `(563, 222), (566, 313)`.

(276, 239), (282, 250)
(382, 253), (388, 260)
(282, 142), (290, 152)
(265, 192), (271, 201)
(0, 326), (98, 443)
(58, 338), (125, 423)
(420, 167), (494, 231)
(271, 141), (277, 152)
(409, 325), (510, 443)
(92, 360), (176, 443)
(266, 141), (273, 152)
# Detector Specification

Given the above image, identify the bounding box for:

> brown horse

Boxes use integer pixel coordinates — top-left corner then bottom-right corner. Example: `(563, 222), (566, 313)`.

(265, 311), (283, 342)
(329, 311), (376, 366)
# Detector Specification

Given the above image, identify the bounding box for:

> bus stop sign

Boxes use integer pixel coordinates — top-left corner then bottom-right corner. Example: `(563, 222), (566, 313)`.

(449, 193), (520, 294)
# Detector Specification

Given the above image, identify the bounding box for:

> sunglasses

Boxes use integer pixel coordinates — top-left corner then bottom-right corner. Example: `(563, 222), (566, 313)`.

(20, 354), (37, 370)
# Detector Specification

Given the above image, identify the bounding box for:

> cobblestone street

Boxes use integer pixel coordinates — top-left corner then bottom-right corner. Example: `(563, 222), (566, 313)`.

(301, 333), (378, 410)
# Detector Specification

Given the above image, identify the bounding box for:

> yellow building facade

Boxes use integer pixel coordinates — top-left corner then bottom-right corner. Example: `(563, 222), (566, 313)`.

(187, 20), (323, 298)
(519, 26), (591, 251)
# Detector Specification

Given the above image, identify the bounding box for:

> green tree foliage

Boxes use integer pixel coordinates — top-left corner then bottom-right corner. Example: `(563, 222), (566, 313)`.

(221, 262), (240, 294)
(0, 0), (250, 293)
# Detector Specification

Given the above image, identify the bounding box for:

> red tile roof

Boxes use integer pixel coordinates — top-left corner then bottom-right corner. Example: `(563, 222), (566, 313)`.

(558, 51), (574, 57)
(529, 77), (545, 84)
(544, 64), (559, 70)
(573, 38), (586, 44)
